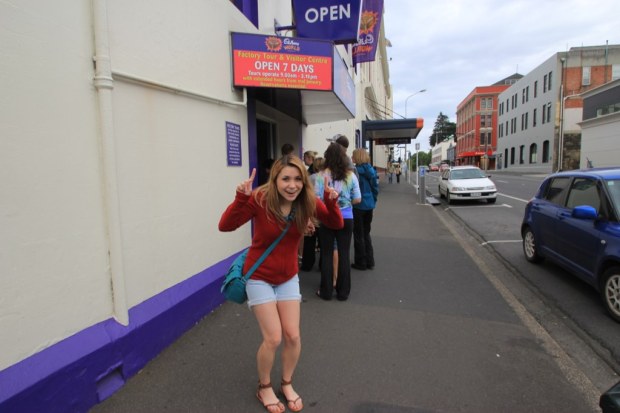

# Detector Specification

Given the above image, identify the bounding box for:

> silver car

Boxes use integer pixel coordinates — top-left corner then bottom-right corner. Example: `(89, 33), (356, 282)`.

(438, 166), (497, 204)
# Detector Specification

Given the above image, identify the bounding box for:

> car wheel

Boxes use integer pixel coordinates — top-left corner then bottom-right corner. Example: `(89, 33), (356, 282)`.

(438, 185), (444, 198)
(601, 267), (620, 323)
(522, 226), (543, 263)
(446, 191), (453, 205)
(487, 198), (497, 204)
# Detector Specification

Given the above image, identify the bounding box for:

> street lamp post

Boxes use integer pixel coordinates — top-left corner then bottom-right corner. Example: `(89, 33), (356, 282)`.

(405, 89), (426, 118)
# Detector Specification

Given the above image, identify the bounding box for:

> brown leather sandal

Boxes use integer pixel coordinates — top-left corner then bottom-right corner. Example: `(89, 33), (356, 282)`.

(280, 378), (304, 412)
(256, 382), (285, 413)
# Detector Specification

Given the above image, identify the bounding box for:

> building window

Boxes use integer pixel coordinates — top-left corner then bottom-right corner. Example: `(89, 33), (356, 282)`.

(510, 147), (515, 165)
(543, 74), (548, 93)
(542, 140), (550, 163)
(499, 123), (504, 138)
(541, 104), (546, 124)
(480, 132), (491, 146)
(505, 120), (509, 135)
(582, 66), (591, 86)
(529, 143), (538, 163)
(480, 114), (492, 128)
(613, 64), (620, 80)
(533, 108), (537, 127)
(548, 71), (552, 91)
(519, 145), (525, 164)
(534, 81), (538, 97)
(546, 102), (552, 123)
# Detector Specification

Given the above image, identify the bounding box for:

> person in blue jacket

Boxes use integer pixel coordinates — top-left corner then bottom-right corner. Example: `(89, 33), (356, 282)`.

(351, 148), (379, 270)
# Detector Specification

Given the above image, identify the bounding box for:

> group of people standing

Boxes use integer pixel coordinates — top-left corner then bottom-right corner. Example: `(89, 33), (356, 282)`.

(218, 134), (378, 412)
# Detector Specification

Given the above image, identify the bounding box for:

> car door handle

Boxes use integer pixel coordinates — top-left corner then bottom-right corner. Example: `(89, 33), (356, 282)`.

(556, 210), (570, 220)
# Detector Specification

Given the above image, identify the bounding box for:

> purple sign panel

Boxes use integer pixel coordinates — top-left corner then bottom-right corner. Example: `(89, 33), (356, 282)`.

(226, 121), (242, 166)
(352, 0), (383, 65)
(293, 0), (362, 43)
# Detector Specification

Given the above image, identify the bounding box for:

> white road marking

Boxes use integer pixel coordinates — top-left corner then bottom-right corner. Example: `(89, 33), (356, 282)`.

(481, 240), (522, 246)
(497, 193), (529, 203)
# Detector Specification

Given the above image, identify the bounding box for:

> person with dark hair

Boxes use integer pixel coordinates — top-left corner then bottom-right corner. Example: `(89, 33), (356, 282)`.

(328, 134), (355, 172)
(281, 143), (294, 156)
(313, 143), (361, 301)
(219, 155), (343, 412)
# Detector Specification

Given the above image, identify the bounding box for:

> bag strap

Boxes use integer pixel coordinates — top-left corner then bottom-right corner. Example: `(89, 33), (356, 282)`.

(242, 208), (295, 281)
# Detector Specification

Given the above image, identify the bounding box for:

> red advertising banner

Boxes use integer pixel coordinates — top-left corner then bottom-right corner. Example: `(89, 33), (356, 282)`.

(232, 33), (333, 91)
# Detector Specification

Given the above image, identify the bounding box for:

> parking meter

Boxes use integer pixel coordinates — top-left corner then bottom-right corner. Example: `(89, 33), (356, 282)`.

(418, 167), (426, 204)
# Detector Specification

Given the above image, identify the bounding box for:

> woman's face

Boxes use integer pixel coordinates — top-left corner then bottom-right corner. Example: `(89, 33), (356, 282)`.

(276, 166), (304, 202)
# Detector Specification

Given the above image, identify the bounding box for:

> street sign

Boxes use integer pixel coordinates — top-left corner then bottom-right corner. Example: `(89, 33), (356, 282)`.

(374, 137), (411, 145)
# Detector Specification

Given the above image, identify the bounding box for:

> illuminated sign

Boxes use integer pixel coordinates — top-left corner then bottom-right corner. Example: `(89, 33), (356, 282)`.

(231, 33), (333, 91)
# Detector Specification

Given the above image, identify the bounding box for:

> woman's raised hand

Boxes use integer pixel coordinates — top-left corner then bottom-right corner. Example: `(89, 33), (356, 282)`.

(324, 175), (339, 200)
(237, 168), (256, 195)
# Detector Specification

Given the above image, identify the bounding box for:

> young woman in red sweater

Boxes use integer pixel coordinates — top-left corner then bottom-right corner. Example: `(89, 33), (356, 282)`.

(219, 155), (343, 413)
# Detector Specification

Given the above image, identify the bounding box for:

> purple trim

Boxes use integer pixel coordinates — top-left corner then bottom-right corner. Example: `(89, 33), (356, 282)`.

(0, 255), (240, 413)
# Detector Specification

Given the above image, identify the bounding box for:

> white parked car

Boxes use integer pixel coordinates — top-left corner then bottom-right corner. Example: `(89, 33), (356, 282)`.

(438, 166), (497, 204)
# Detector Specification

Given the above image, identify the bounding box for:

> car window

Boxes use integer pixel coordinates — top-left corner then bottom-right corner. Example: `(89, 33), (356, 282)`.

(450, 169), (484, 180)
(605, 179), (620, 218)
(543, 177), (570, 205)
(566, 178), (600, 212)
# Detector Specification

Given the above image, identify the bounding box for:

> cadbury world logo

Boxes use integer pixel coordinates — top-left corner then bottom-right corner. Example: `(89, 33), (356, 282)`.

(265, 36), (282, 52)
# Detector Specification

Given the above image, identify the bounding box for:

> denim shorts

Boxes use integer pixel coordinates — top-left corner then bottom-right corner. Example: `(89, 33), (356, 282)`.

(246, 274), (302, 307)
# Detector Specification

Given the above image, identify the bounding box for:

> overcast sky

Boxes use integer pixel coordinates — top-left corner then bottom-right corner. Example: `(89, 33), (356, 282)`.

(383, 0), (620, 152)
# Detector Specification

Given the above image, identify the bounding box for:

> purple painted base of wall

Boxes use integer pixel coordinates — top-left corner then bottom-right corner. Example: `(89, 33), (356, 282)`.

(0, 256), (236, 413)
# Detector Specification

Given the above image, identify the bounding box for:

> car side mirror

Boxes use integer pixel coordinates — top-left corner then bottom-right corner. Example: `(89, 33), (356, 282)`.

(572, 205), (597, 220)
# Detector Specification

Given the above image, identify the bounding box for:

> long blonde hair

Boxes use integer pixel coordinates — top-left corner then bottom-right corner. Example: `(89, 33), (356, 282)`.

(255, 155), (316, 233)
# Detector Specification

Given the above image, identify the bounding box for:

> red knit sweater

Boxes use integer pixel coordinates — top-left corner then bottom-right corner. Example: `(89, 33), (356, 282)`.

(218, 190), (343, 285)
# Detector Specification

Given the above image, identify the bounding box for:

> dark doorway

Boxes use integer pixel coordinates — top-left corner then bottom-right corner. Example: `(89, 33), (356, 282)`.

(256, 119), (277, 186)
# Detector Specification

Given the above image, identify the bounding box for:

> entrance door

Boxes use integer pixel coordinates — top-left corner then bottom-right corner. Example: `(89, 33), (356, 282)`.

(256, 119), (277, 186)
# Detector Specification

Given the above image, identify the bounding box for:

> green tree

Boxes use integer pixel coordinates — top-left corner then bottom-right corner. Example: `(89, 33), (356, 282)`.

(409, 150), (432, 170)
(429, 112), (456, 147)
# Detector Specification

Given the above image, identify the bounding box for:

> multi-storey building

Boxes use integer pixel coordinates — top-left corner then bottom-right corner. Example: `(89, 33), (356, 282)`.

(497, 45), (620, 173)
(455, 74), (522, 170)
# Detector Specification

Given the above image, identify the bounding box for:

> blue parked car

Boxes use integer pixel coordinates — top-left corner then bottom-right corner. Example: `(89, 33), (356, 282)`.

(521, 167), (620, 322)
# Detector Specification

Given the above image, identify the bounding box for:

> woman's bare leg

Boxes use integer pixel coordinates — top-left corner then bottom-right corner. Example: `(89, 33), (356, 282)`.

(277, 300), (303, 411)
(253, 302), (285, 412)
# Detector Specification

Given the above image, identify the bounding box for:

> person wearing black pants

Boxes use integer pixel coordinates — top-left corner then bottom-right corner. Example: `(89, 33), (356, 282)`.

(351, 148), (379, 271)
(313, 142), (361, 301)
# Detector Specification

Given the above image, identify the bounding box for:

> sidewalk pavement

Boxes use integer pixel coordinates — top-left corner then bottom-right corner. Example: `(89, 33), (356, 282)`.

(90, 176), (602, 413)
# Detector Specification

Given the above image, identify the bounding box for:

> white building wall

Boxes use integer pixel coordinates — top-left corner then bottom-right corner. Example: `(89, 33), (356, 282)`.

(497, 54), (559, 174)
(0, 0), (289, 372)
(580, 111), (620, 168)
(1, 0), (113, 370)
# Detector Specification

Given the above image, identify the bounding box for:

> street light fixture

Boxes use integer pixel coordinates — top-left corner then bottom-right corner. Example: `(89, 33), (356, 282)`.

(405, 89), (426, 118)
